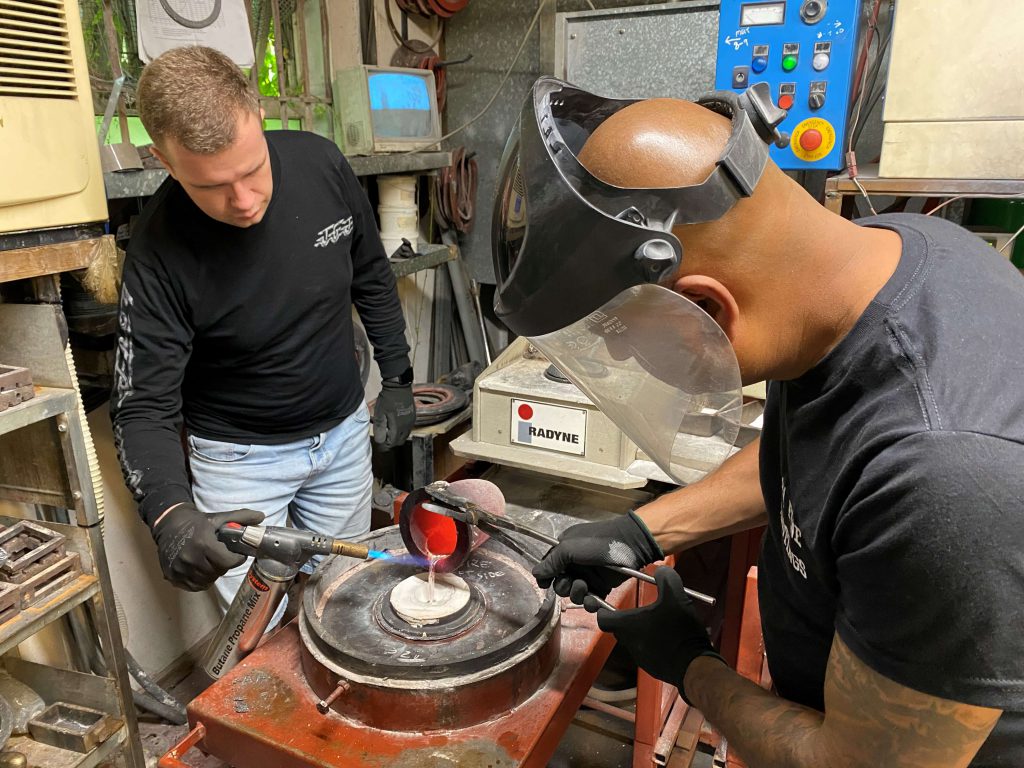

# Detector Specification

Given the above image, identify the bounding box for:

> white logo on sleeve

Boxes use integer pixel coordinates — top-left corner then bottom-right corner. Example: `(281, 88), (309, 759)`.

(314, 216), (354, 248)
(779, 478), (807, 579)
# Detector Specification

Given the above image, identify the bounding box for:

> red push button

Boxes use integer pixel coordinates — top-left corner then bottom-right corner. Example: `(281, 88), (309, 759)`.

(799, 129), (823, 151)
(778, 93), (795, 110)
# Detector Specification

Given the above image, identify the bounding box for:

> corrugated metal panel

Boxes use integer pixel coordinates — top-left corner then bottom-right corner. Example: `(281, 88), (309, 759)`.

(0, 0), (76, 98)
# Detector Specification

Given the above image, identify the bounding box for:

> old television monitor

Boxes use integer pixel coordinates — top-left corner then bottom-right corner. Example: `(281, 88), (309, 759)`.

(334, 65), (442, 155)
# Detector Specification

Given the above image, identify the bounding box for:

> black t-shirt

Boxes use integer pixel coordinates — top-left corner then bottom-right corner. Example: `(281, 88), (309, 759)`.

(758, 214), (1024, 766)
(111, 131), (410, 527)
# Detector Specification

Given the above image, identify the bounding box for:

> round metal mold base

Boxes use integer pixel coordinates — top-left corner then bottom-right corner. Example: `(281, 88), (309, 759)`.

(299, 526), (561, 731)
(377, 579), (486, 641)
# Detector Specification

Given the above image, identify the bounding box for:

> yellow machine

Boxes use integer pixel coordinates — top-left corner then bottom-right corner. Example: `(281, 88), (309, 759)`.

(0, 0), (106, 234)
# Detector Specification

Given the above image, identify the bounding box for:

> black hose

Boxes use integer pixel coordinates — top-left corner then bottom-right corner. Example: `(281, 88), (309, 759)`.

(125, 651), (187, 721)
(68, 605), (187, 724)
(132, 689), (187, 725)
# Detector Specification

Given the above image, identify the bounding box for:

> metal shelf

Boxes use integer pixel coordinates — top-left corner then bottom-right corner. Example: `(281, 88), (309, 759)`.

(347, 151), (452, 177)
(389, 243), (456, 278)
(0, 573), (100, 657)
(104, 150), (453, 199)
(824, 165), (1024, 214)
(6, 721), (126, 768)
(0, 291), (145, 766)
(0, 388), (76, 438)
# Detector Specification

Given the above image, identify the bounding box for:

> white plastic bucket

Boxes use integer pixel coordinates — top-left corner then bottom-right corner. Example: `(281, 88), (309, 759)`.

(378, 175), (417, 208)
(379, 205), (419, 239)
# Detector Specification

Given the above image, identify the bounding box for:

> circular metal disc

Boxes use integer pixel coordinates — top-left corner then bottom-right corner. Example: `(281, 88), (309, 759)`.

(302, 528), (555, 680)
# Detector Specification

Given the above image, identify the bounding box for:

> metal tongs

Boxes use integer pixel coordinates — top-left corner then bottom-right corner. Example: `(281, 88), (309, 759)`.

(422, 481), (715, 611)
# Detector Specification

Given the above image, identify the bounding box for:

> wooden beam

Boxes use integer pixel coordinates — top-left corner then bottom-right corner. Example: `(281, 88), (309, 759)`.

(0, 237), (112, 284)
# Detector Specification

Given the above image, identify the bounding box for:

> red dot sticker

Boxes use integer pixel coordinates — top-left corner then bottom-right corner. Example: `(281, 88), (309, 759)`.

(518, 403), (534, 420)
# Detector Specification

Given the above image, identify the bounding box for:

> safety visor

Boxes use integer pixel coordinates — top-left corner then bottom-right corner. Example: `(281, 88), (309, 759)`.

(529, 284), (743, 484)
(492, 76), (783, 338)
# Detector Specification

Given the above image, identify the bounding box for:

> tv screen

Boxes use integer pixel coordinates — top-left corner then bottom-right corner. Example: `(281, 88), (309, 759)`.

(367, 72), (435, 139)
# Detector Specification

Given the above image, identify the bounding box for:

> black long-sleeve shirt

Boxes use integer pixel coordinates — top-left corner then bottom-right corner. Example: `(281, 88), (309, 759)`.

(111, 131), (410, 527)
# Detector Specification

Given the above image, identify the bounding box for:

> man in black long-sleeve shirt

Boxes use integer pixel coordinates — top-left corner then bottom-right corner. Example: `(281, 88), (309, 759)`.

(112, 46), (414, 608)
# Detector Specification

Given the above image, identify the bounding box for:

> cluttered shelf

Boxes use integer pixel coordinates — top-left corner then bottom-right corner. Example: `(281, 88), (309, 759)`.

(0, 573), (100, 658)
(6, 722), (126, 768)
(0, 388), (78, 439)
(103, 151), (453, 200)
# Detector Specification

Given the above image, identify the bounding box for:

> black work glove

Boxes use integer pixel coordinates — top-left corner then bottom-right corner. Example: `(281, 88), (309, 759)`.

(372, 375), (416, 450)
(532, 511), (663, 610)
(598, 566), (726, 704)
(152, 503), (265, 592)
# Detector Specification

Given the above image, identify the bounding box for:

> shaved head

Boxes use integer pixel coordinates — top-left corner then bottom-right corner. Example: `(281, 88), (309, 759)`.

(578, 98), (732, 189)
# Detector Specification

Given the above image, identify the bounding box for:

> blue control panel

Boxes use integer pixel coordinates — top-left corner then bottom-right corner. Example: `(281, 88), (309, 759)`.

(714, 0), (861, 170)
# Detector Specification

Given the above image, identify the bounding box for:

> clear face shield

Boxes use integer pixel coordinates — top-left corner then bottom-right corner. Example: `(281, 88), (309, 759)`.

(531, 286), (743, 483)
(492, 78), (787, 483)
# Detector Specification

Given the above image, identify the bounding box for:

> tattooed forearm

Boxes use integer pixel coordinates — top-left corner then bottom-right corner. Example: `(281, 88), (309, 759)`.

(686, 656), (828, 767)
(684, 633), (1001, 768)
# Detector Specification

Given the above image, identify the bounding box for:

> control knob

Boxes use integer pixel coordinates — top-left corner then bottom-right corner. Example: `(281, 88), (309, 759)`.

(801, 0), (827, 23)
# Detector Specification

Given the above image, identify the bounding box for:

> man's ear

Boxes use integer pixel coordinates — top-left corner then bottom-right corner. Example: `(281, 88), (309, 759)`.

(672, 274), (740, 341)
(149, 144), (175, 179)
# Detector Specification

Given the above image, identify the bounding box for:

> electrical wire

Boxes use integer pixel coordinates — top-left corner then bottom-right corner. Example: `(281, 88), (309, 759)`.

(404, 0), (552, 154)
(848, 6), (893, 155)
(849, 0), (884, 104)
(158, 0), (221, 28)
(384, 0), (445, 52)
(925, 193), (1024, 217)
(844, 1), (895, 217)
(852, 176), (877, 216)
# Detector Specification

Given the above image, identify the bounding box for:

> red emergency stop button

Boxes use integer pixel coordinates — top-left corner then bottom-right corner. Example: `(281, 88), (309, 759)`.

(799, 129), (823, 152)
(778, 93), (795, 111)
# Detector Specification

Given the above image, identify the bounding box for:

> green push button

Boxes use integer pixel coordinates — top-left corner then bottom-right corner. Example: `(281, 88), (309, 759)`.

(782, 55), (798, 72)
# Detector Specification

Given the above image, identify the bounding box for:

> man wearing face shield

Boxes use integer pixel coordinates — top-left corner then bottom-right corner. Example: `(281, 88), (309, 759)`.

(493, 78), (1024, 766)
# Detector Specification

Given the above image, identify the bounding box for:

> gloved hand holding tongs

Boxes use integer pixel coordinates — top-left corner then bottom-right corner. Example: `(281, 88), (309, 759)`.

(420, 481), (715, 612)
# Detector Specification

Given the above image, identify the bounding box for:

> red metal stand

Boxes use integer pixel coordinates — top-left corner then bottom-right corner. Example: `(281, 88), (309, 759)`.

(163, 587), (637, 767)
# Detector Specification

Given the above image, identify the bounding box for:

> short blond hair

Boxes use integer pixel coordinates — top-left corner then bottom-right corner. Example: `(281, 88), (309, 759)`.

(138, 46), (260, 154)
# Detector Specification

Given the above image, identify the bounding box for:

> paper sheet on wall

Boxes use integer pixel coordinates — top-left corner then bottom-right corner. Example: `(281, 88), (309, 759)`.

(136, 0), (254, 66)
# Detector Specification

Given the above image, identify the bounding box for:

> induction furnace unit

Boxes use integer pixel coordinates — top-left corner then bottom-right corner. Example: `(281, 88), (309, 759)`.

(714, 0), (862, 170)
(450, 339), (762, 490)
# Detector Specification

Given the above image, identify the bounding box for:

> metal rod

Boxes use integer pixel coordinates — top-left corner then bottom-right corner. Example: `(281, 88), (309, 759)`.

(441, 236), (488, 365)
(319, 0), (333, 105)
(582, 696), (636, 724)
(470, 279), (492, 365)
(423, 497), (718, 607)
(295, 0), (315, 129)
(481, 514), (717, 605)
(244, 0), (259, 89)
(316, 680), (350, 714)
(159, 723), (206, 768)
(653, 695), (690, 765)
(100, 0), (130, 144)
(270, 0), (288, 127)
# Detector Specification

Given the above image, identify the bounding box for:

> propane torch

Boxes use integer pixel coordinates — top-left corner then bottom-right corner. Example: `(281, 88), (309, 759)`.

(200, 523), (389, 680)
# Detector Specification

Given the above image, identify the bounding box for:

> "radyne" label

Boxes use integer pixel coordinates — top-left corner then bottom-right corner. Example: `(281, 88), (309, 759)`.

(510, 399), (587, 456)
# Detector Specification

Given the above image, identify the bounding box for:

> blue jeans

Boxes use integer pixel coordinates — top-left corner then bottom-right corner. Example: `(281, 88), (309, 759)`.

(187, 402), (373, 618)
